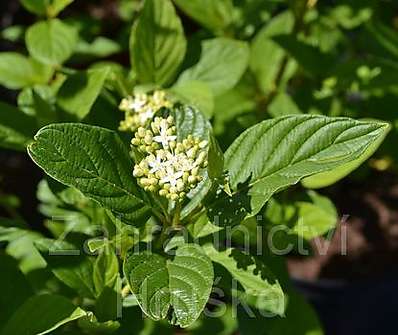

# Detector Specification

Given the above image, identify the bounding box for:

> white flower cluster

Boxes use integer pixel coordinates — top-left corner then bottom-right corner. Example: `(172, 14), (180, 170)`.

(119, 90), (173, 132)
(132, 116), (208, 201)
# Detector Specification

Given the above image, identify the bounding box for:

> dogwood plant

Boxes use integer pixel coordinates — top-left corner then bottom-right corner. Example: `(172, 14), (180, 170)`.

(0, 0), (394, 334)
(27, 88), (389, 328)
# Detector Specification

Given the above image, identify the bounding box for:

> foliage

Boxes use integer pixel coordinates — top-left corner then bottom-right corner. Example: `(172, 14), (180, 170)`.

(0, 0), (396, 334)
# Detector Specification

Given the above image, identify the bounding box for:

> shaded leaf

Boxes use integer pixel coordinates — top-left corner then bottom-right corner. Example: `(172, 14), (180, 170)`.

(57, 68), (109, 120)
(272, 35), (335, 77)
(0, 102), (37, 150)
(35, 238), (97, 298)
(1, 294), (87, 335)
(93, 245), (119, 297)
(203, 244), (285, 316)
(0, 255), (33, 326)
(130, 0), (186, 86)
(250, 11), (295, 94)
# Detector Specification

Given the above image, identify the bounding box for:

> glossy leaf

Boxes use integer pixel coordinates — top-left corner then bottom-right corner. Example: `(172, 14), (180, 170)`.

(168, 244), (214, 328)
(187, 213), (223, 239)
(171, 105), (223, 218)
(123, 244), (214, 328)
(28, 123), (151, 225)
(130, 0), (186, 86)
(225, 115), (390, 216)
(124, 252), (170, 320)
(302, 117), (390, 188)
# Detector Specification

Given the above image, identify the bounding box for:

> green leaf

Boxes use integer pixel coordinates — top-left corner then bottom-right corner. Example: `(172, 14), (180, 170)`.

(0, 255), (33, 326)
(0, 52), (53, 89)
(93, 245), (119, 297)
(272, 35), (335, 77)
(20, 0), (74, 17)
(224, 115), (390, 217)
(47, 0), (74, 17)
(57, 68), (109, 119)
(237, 290), (323, 335)
(26, 19), (77, 66)
(188, 304), (237, 335)
(123, 244), (214, 328)
(329, 4), (372, 30)
(1, 25), (25, 42)
(75, 36), (121, 59)
(0, 102), (37, 151)
(171, 104), (223, 218)
(265, 191), (337, 240)
(203, 244), (285, 316)
(168, 245), (214, 328)
(20, 0), (47, 15)
(187, 213), (223, 239)
(171, 80), (214, 118)
(302, 120), (389, 188)
(250, 11), (295, 94)
(28, 123), (151, 225)
(78, 317), (120, 334)
(124, 252), (170, 320)
(95, 285), (122, 323)
(268, 92), (302, 118)
(173, 0), (234, 34)
(1, 294), (87, 335)
(172, 104), (211, 142)
(291, 191), (337, 239)
(366, 20), (398, 60)
(17, 74), (65, 116)
(213, 81), (257, 137)
(35, 238), (97, 298)
(178, 38), (250, 96)
(130, 0), (186, 86)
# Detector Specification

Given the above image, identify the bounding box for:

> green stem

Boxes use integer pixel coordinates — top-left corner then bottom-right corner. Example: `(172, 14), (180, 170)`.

(172, 202), (182, 227)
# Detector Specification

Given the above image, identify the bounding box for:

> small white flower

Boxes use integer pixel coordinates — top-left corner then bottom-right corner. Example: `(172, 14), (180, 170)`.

(161, 168), (184, 188)
(130, 96), (147, 111)
(147, 154), (164, 174)
(138, 108), (154, 124)
(153, 119), (177, 148)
